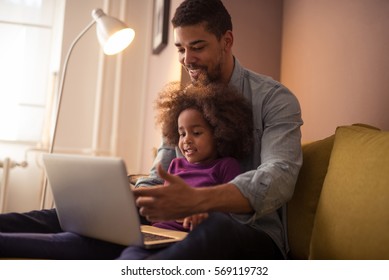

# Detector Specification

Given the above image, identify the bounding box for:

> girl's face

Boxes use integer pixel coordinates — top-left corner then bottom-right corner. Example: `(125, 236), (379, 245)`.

(178, 108), (218, 164)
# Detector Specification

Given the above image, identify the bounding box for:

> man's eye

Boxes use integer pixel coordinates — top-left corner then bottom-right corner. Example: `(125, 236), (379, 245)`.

(192, 46), (204, 51)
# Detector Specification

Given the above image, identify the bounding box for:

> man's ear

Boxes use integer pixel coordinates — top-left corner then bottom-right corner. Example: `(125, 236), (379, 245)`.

(223, 30), (233, 51)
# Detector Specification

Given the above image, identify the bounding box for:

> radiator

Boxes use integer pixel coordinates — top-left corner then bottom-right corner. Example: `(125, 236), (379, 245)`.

(0, 158), (28, 213)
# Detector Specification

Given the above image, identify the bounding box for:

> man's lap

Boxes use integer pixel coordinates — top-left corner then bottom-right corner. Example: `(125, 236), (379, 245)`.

(0, 231), (125, 259)
(0, 209), (124, 259)
(0, 210), (282, 259)
(0, 208), (61, 233)
(118, 212), (283, 260)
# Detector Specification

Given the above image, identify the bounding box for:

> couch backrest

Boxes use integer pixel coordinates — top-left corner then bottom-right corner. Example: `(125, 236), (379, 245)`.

(288, 124), (389, 260)
(309, 125), (389, 259)
(287, 134), (335, 259)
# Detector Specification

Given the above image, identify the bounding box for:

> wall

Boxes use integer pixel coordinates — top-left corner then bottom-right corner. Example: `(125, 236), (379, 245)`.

(51, 0), (389, 175)
(55, 0), (103, 152)
(138, 0), (184, 173)
(281, 0), (389, 142)
(101, 0), (152, 173)
(223, 0), (283, 81)
(56, 0), (181, 175)
(55, 0), (151, 175)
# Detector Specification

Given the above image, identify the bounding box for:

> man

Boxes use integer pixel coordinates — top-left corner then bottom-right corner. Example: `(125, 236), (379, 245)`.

(122, 0), (303, 259)
(0, 0), (302, 260)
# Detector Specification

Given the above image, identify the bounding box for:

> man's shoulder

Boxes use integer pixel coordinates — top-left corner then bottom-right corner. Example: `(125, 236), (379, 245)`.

(241, 67), (281, 87)
(233, 59), (287, 91)
(242, 69), (294, 100)
(231, 58), (298, 107)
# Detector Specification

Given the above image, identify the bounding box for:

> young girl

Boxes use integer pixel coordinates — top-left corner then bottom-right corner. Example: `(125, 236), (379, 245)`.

(151, 81), (253, 231)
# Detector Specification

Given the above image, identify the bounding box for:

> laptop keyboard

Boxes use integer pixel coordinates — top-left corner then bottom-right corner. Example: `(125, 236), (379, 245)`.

(142, 232), (174, 242)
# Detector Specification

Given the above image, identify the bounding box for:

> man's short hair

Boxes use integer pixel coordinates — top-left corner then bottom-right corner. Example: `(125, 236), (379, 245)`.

(171, 0), (232, 39)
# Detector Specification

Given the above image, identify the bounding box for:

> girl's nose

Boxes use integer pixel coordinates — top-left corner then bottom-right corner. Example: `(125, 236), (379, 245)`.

(183, 136), (192, 144)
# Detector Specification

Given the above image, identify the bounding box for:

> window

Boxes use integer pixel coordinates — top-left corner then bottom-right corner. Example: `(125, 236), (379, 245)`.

(0, 0), (63, 142)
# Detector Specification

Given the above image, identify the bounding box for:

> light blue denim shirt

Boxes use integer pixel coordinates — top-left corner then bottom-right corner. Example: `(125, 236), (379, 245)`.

(136, 58), (303, 258)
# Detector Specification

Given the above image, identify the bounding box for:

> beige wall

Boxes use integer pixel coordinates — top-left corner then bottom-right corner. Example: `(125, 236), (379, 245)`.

(57, 0), (389, 175)
(56, 0), (103, 151)
(281, 0), (389, 142)
(224, 0), (283, 81)
(55, 0), (152, 176)
(139, 0), (389, 172)
(55, 0), (180, 176)
(138, 0), (183, 172)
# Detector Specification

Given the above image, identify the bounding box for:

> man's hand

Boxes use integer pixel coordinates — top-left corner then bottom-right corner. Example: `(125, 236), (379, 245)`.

(133, 164), (253, 222)
(133, 164), (200, 221)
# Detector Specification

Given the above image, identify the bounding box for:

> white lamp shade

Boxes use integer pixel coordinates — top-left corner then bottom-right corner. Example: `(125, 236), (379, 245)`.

(92, 9), (135, 55)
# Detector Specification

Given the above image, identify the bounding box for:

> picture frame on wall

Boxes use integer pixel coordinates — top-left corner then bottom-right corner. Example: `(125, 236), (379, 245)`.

(152, 0), (170, 54)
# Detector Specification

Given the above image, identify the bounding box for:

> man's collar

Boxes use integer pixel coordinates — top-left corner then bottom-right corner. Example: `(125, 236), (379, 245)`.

(228, 56), (243, 89)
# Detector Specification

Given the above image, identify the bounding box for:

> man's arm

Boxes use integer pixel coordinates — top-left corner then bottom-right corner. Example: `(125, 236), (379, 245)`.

(231, 83), (303, 221)
(133, 164), (252, 221)
(134, 139), (177, 187)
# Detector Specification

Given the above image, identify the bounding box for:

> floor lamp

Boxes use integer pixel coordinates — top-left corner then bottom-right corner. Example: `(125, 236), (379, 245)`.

(40, 8), (135, 209)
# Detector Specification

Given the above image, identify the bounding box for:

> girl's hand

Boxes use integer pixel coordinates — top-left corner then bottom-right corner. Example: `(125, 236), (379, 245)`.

(182, 213), (209, 231)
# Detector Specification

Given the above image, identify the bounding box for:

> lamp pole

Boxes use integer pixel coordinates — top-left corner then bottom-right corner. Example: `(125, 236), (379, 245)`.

(40, 9), (135, 209)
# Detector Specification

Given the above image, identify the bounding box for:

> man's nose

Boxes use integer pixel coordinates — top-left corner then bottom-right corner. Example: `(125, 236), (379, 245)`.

(183, 50), (196, 65)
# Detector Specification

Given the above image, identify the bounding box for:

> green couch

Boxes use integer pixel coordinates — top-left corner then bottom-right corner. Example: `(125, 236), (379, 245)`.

(287, 124), (389, 259)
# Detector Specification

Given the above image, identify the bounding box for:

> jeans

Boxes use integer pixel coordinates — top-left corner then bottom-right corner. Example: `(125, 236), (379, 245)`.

(0, 209), (124, 259)
(0, 209), (283, 260)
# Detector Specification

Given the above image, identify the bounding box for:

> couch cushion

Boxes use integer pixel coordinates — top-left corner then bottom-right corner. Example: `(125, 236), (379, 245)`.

(287, 134), (335, 259)
(310, 125), (389, 259)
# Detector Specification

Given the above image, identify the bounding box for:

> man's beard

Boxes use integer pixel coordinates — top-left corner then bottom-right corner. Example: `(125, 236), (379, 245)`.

(187, 63), (223, 87)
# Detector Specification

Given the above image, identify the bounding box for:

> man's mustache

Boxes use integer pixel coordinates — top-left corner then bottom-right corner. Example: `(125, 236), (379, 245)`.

(185, 64), (206, 71)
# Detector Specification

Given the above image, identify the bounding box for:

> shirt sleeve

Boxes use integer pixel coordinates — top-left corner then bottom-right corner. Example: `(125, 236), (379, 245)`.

(135, 139), (177, 187)
(230, 84), (303, 223)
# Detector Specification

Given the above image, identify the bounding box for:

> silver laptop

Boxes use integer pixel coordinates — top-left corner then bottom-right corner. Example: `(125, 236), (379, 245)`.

(41, 153), (187, 249)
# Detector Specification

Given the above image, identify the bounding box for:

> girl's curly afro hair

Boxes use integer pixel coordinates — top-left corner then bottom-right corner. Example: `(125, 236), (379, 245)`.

(154, 82), (253, 159)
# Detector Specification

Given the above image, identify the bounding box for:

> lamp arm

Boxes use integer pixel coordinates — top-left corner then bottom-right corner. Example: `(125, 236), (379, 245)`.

(41, 19), (96, 209)
(48, 18), (96, 154)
